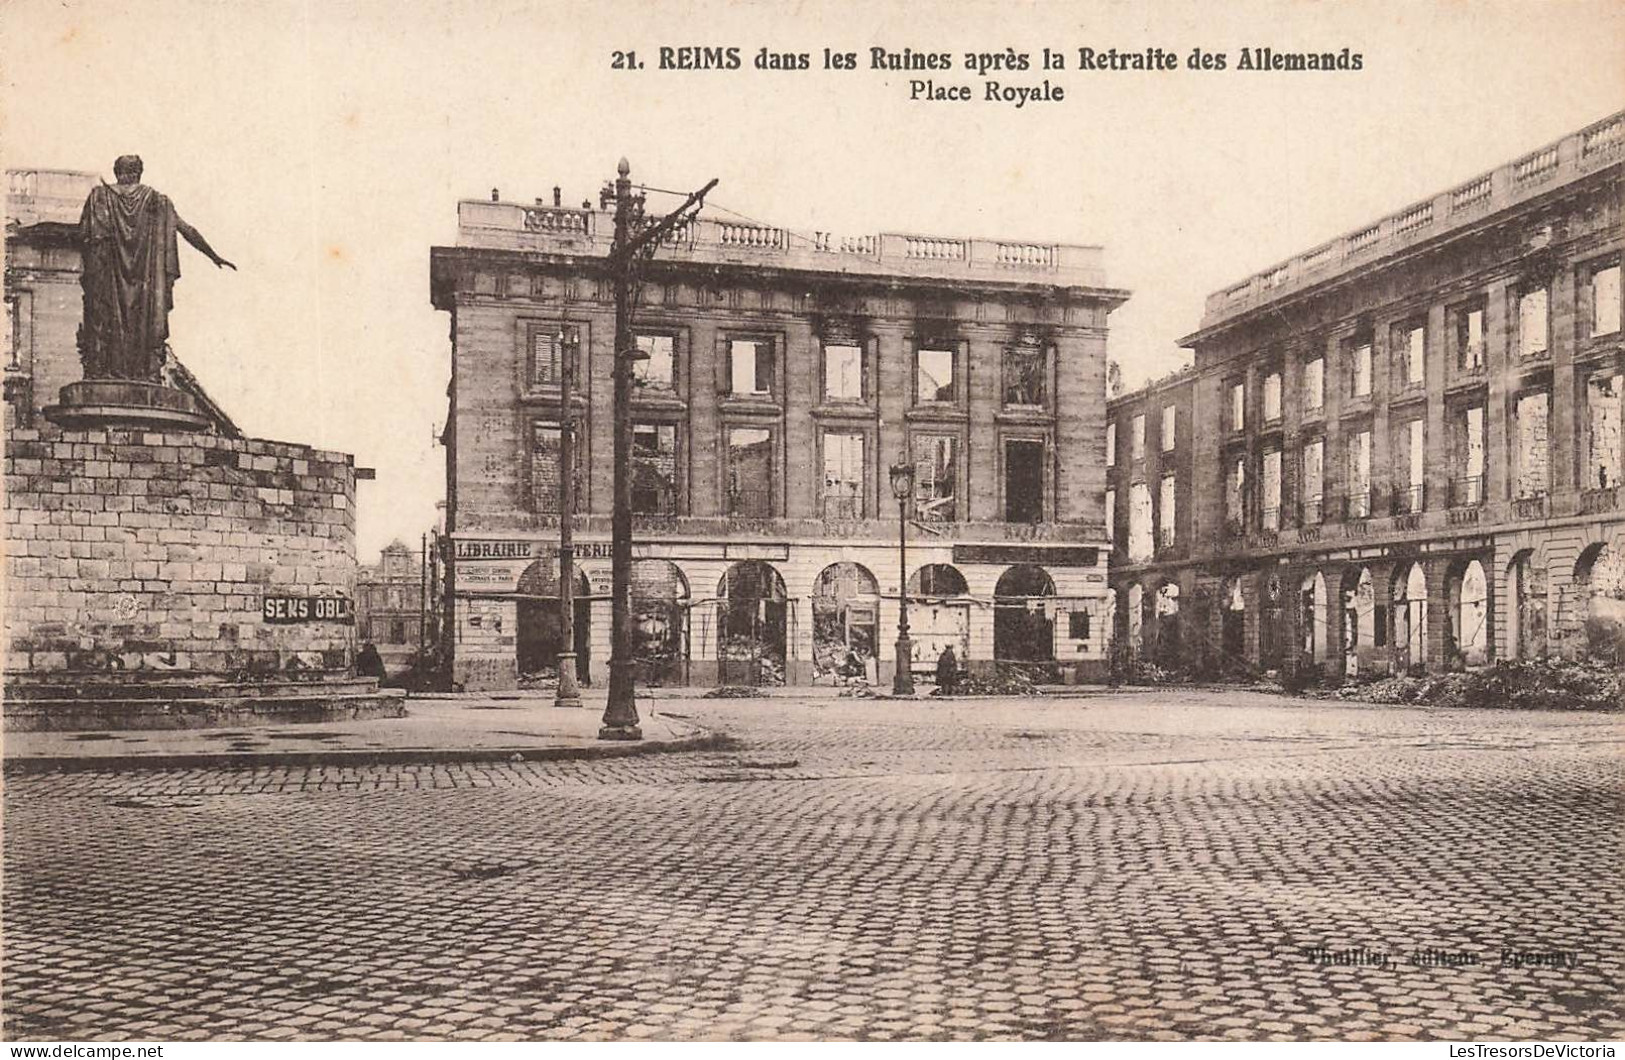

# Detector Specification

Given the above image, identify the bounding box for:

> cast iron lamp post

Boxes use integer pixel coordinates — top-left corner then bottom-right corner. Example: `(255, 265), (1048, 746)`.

(889, 459), (915, 696)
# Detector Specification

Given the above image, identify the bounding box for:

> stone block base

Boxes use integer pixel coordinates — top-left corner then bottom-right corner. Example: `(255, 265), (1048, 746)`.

(3, 673), (406, 732)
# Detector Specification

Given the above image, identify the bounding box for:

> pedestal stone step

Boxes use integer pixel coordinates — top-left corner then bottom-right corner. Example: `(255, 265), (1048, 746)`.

(4, 676), (385, 701)
(3, 689), (407, 732)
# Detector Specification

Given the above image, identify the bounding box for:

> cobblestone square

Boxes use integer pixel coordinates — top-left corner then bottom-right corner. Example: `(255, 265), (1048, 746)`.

(3, 689), (1621, 1040)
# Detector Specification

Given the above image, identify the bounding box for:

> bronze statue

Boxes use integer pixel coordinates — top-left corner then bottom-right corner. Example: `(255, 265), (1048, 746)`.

(77, 155), (235, 382)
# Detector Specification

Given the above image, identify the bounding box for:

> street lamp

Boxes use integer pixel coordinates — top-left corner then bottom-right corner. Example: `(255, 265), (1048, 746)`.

(889, 459), (914, 696)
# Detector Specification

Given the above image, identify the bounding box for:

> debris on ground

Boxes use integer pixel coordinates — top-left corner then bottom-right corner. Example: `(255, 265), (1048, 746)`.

(703, 686), (760, 699)
(1109, 660), (1183, 687)
(929, 666), (1046, 697)
(516, 667), (558, 690)
(1317, 659), (1623, 712)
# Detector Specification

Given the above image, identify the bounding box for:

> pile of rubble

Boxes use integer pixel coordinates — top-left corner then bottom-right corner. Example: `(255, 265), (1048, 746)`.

(929, 666), (1046, 697)
(702, 686), (760, 699)
(1326, 659), (1622, 712)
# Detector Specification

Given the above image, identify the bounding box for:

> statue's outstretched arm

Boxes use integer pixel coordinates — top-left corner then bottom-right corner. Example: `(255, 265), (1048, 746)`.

(176, 218), (236, 271)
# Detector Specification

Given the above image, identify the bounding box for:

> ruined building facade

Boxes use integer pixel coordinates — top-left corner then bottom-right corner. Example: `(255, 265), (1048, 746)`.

(355, 539), (424, 675)
(1107, 111), (1624, 676)
(431, 196), (1126, 690)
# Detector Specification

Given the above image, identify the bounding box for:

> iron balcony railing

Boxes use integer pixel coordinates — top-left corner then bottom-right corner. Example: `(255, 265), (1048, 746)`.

(1341, 491), (1372, 520)
(821, 493), (863, 521)
(1581, 485), (1621, 514)
(534, 478), (587, 514)
(1260, 506), (1281, 531)
(1390, 484), (1425, 516)
(630, 484), (680, 516)
(726, 487), (774, 519)
(1512, 492), (1548, 520)
(1299, 495), (1324, 526)
(1450, 475), (1486, 508)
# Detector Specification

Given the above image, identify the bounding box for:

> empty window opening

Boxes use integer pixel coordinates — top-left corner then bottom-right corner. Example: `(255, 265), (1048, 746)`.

(730, 339), (775, 397)
(916, 346), (955, 403)
(1004, 440), (1046, 524)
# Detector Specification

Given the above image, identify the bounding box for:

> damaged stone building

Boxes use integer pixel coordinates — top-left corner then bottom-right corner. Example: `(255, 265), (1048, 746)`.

(430, 192), (1127, 690)
(1107, 111), (1624, 675)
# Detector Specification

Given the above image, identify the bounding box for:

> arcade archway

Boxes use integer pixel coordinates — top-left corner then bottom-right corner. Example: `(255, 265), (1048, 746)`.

(812, 562), (880, 682)
(1393, 562), (1428, 673)
(1509, 550), (1547, 660)
(515, 560), (592, 681)
(717, 561), (788, 685)
(995, 564), (1056, 665)
(1341, 567), (1374, 677)
(632, 559), (690, 685)
(907, 564), (971, 672)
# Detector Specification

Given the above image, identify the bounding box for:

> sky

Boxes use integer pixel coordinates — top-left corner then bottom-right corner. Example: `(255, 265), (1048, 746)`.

(4, 0), (1622, 562)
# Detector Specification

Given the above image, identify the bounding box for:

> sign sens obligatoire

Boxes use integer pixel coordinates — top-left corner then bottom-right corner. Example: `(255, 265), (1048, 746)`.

(262, 596), (355, 624)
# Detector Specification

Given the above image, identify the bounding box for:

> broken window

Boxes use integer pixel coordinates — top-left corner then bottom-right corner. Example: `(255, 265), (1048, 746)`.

(912, 434), (958, 522)
(1262, 448), (1282, 530)
(529, 323), (581, 388)
(1515, 391), (1550, 499)
(822, 431), (865, 519)
(1456, 405), (1486, 505)
(1305, 357), (1325, 411)
(634, 333), (674, 391)
(1131, 414), (1145, 460)
(531, 418), (582, 513)
(1350, 340), (1372, 398)
(1105, 487), (1116, 542)
(1394, 419), (1425, 513)
(1301, 438), (1325, 524)
(1004, 439), (1045, 523)
(631, 423), (678, 514)
(1593, 264), (1621, 338)
(1519, 286), (1549, 358)
(1128, 482), (1153, 562)
(1347, 430), (1371, 518)
(1400, 323), (1425, 388)
(729, 338), (775, 397)
(726, 427), (774, 516)
(1229, 381), (1246, 431)
(1003, 342), (1047, 406)
(916, 346), (955, 403)
(1225, 453), (1247, 528)
(1158, 474), (1177, 548)
(823, 343), (864, 402)
(1161, 405), (1177, 451)
(1455, 303), (1486, 371)
(1106, 422), (1117, 467)
(1263, 373), (1282, 422)
(1587, 372), (1623, 491)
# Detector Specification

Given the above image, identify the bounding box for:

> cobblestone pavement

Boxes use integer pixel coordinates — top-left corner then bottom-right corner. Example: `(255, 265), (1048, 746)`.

(4, 690), (1622, 1041)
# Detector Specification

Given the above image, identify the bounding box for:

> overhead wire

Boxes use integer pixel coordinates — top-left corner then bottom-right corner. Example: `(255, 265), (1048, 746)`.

(637, 185), (829, 250)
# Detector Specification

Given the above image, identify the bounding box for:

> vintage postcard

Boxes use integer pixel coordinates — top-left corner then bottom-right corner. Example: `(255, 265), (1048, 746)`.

(2, 0), (1622, 1047)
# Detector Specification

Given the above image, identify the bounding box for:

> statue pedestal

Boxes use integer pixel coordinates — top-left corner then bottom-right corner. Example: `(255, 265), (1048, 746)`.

(44, 380), (210, 432)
